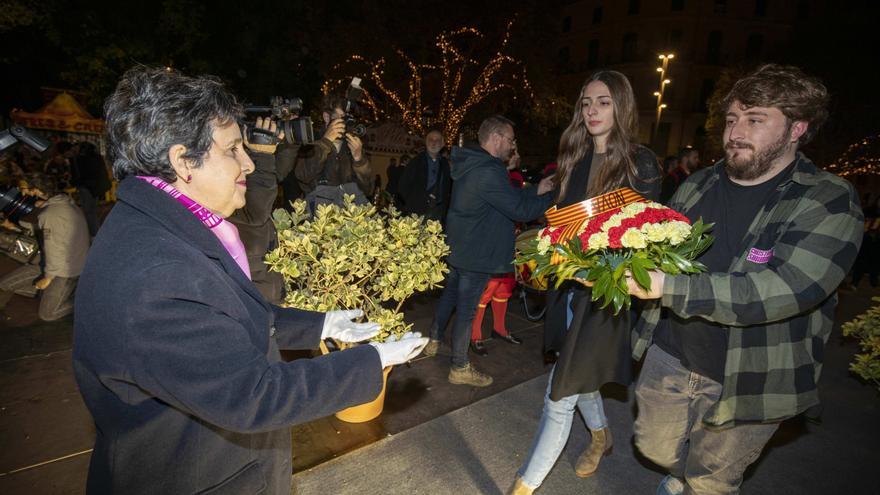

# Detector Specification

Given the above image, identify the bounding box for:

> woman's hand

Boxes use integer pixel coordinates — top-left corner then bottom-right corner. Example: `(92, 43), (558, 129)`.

(321, 309), (381, 342)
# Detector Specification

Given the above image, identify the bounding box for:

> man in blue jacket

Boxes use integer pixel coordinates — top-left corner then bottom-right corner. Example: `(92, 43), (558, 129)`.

(424, 115), (554, 386)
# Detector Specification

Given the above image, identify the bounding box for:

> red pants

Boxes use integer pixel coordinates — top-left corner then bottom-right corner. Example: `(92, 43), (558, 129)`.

(471, 275), (516, 342)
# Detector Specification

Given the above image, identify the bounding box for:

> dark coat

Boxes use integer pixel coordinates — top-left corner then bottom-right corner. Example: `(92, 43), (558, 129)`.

(446, 145), (553, 274)
(397, 151), (452, 222)
(228, 144), (298, 304)
(294, 137), (373, 195)
(547, 145), (661, 400)
(73, 177), (383, 495)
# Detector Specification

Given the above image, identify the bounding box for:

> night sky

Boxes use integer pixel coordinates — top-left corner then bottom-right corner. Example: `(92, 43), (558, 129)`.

(2, 0), (877, 160)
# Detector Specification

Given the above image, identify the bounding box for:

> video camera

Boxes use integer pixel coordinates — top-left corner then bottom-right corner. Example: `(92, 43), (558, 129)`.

(244, 96), (314, 147)
(0, 186), (38, 224)
(341, 77), (367, 138)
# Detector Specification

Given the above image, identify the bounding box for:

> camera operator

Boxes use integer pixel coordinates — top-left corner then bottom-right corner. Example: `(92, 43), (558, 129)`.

(0, 172), (89, 321)
(294, 95), (373, 208)
(228, 116), (298, 304)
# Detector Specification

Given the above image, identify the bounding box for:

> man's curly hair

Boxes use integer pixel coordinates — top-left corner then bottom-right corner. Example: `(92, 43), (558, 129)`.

(721, 64), (829, 145)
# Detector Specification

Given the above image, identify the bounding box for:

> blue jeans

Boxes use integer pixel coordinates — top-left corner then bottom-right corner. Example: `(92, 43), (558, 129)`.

(634, 345), (779, 495)
(429, 266), (490, 368)
(517, 290), (608, 489)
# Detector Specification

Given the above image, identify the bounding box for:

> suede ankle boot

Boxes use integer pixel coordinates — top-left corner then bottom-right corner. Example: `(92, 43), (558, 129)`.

(508, 477), (535, 495)
(574, 426), (613, 478)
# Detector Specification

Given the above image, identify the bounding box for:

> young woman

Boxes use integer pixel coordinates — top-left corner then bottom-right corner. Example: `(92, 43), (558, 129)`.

(511, 70), (661, 494)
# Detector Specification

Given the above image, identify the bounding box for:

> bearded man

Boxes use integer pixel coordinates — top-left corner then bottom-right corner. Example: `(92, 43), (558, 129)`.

(625, 65), (864, 495)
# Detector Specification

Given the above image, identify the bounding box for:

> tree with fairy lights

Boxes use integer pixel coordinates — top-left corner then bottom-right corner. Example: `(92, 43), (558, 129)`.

(824, 134), (880, 177)
(322, 19), (535, 143)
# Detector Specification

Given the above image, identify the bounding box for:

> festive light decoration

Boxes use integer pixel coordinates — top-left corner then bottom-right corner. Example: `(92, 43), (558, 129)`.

(825, 134), (880, 177)
(322, 19), (535, 143)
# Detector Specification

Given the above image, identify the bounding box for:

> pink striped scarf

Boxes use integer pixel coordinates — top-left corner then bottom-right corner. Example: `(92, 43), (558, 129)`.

(137, 176), (251, 279)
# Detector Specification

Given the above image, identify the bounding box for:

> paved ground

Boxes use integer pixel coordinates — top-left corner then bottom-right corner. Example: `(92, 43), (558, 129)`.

(1, 247), (878, 494)
(294, 288), (880, 495)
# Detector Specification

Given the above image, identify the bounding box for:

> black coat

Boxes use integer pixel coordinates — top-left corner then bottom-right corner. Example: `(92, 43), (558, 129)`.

(73, 177), (384, 495)
(547, 146), (661, 400)
(294, 137), (373, 195)
(446, 146), (553, 274)
(398, 151), (452, 222)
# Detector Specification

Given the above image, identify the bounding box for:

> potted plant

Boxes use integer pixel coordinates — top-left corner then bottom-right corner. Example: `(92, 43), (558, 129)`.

(842, 296), (880, 393)
(266, 197), (449, 421)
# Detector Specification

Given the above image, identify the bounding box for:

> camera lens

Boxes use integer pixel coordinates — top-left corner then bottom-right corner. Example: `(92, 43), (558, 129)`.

(0, 186), (37, 223)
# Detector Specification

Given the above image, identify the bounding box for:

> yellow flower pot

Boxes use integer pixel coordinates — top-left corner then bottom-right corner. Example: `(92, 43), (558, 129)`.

(335, 366), (392, 423)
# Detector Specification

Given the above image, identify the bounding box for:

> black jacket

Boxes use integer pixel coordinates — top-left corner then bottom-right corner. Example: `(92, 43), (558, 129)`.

(398, 151), (452, 222)
(545, 145), (662, 399)
(228, 144), (298, 304)
(446, 145), (552, 274)
(294, 137), (373, 195)
(73, 177), (383, 495)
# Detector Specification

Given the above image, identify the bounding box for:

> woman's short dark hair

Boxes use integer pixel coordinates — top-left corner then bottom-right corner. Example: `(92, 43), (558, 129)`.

(104, 66), (243, 182)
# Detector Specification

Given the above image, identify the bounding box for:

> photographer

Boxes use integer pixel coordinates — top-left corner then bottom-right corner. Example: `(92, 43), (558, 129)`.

(294, 95), (373, 208)
(228, 117), (298, 304)
(0, 172), (89, 321)
(70, 141), (111, 237)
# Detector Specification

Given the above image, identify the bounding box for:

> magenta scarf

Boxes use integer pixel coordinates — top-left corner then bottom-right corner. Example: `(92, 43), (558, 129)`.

(137, 176), (251, 279)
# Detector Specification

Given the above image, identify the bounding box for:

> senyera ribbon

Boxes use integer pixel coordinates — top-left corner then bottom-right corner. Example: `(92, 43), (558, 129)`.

(544, 187), (648, 258)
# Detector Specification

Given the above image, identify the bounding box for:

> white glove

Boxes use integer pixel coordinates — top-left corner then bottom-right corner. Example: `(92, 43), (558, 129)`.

(369, 332), (429, 368)
(321, 309), (381, 343)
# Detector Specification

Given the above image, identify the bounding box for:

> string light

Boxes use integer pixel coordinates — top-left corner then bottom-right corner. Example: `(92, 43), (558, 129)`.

(825, 134), (880, 177)
(321, 18), (535, 143)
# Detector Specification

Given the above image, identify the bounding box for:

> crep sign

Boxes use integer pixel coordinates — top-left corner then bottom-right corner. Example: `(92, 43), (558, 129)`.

(12, 116), (104, 134)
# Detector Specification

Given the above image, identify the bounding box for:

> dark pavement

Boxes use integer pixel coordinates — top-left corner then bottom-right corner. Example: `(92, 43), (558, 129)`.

(1, 250), (878, 493)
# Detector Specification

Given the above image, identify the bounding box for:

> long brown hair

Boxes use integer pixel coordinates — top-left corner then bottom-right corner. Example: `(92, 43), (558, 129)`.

(555, 70), (641, 201)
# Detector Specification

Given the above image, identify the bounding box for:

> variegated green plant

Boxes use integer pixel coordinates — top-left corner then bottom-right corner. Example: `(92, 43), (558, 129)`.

(842, 297), (880, 393)
(266, 196), (449, 344)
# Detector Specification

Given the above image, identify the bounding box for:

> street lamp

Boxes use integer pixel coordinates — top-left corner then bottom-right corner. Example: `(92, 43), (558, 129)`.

(653, 53), (675, 143)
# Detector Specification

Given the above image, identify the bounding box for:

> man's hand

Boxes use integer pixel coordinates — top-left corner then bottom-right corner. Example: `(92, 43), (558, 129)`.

(537, 174), (556, 195)
(322, 118), (346, 143)
(1, 219), (20, 232)
(346, 134), (364, 162)
(321, 309), (381, 342)
(34, 276), (54, 290)
(244, 117), (285, 155)
(626, 270), (665, 300)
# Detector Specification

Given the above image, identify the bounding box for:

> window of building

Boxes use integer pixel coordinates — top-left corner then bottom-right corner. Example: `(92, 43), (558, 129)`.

(587, 39), (600, 67)
(714, 0), (726, 14)
(628, 0), (641, 15)
(671, 0), (685, 11)
(755, 0), (768, 17)
(668, 29), (683, 49)
(745, 33), (764, 60)
(697, 78), (715, 112)
(797, 0), (810, 19)
(562, 16), (572, 33)
(558, 46), (571, 67)
(622, 32), (639, 62)
(593, 6), (603, 24)
(707, 30), (722, 64)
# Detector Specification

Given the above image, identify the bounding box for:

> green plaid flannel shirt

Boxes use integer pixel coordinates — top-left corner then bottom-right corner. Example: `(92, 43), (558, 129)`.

(633, 153), (863, 428)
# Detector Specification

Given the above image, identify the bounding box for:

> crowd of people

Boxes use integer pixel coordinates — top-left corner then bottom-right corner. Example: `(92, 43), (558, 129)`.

(0, 60), (871, 495)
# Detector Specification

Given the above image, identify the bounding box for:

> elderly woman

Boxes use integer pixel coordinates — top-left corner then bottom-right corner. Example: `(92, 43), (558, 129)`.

(73, 67), (426, 495)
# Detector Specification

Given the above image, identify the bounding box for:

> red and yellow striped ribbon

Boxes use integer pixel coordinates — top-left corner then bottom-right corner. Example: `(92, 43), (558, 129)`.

(544, 187), (647, 263)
